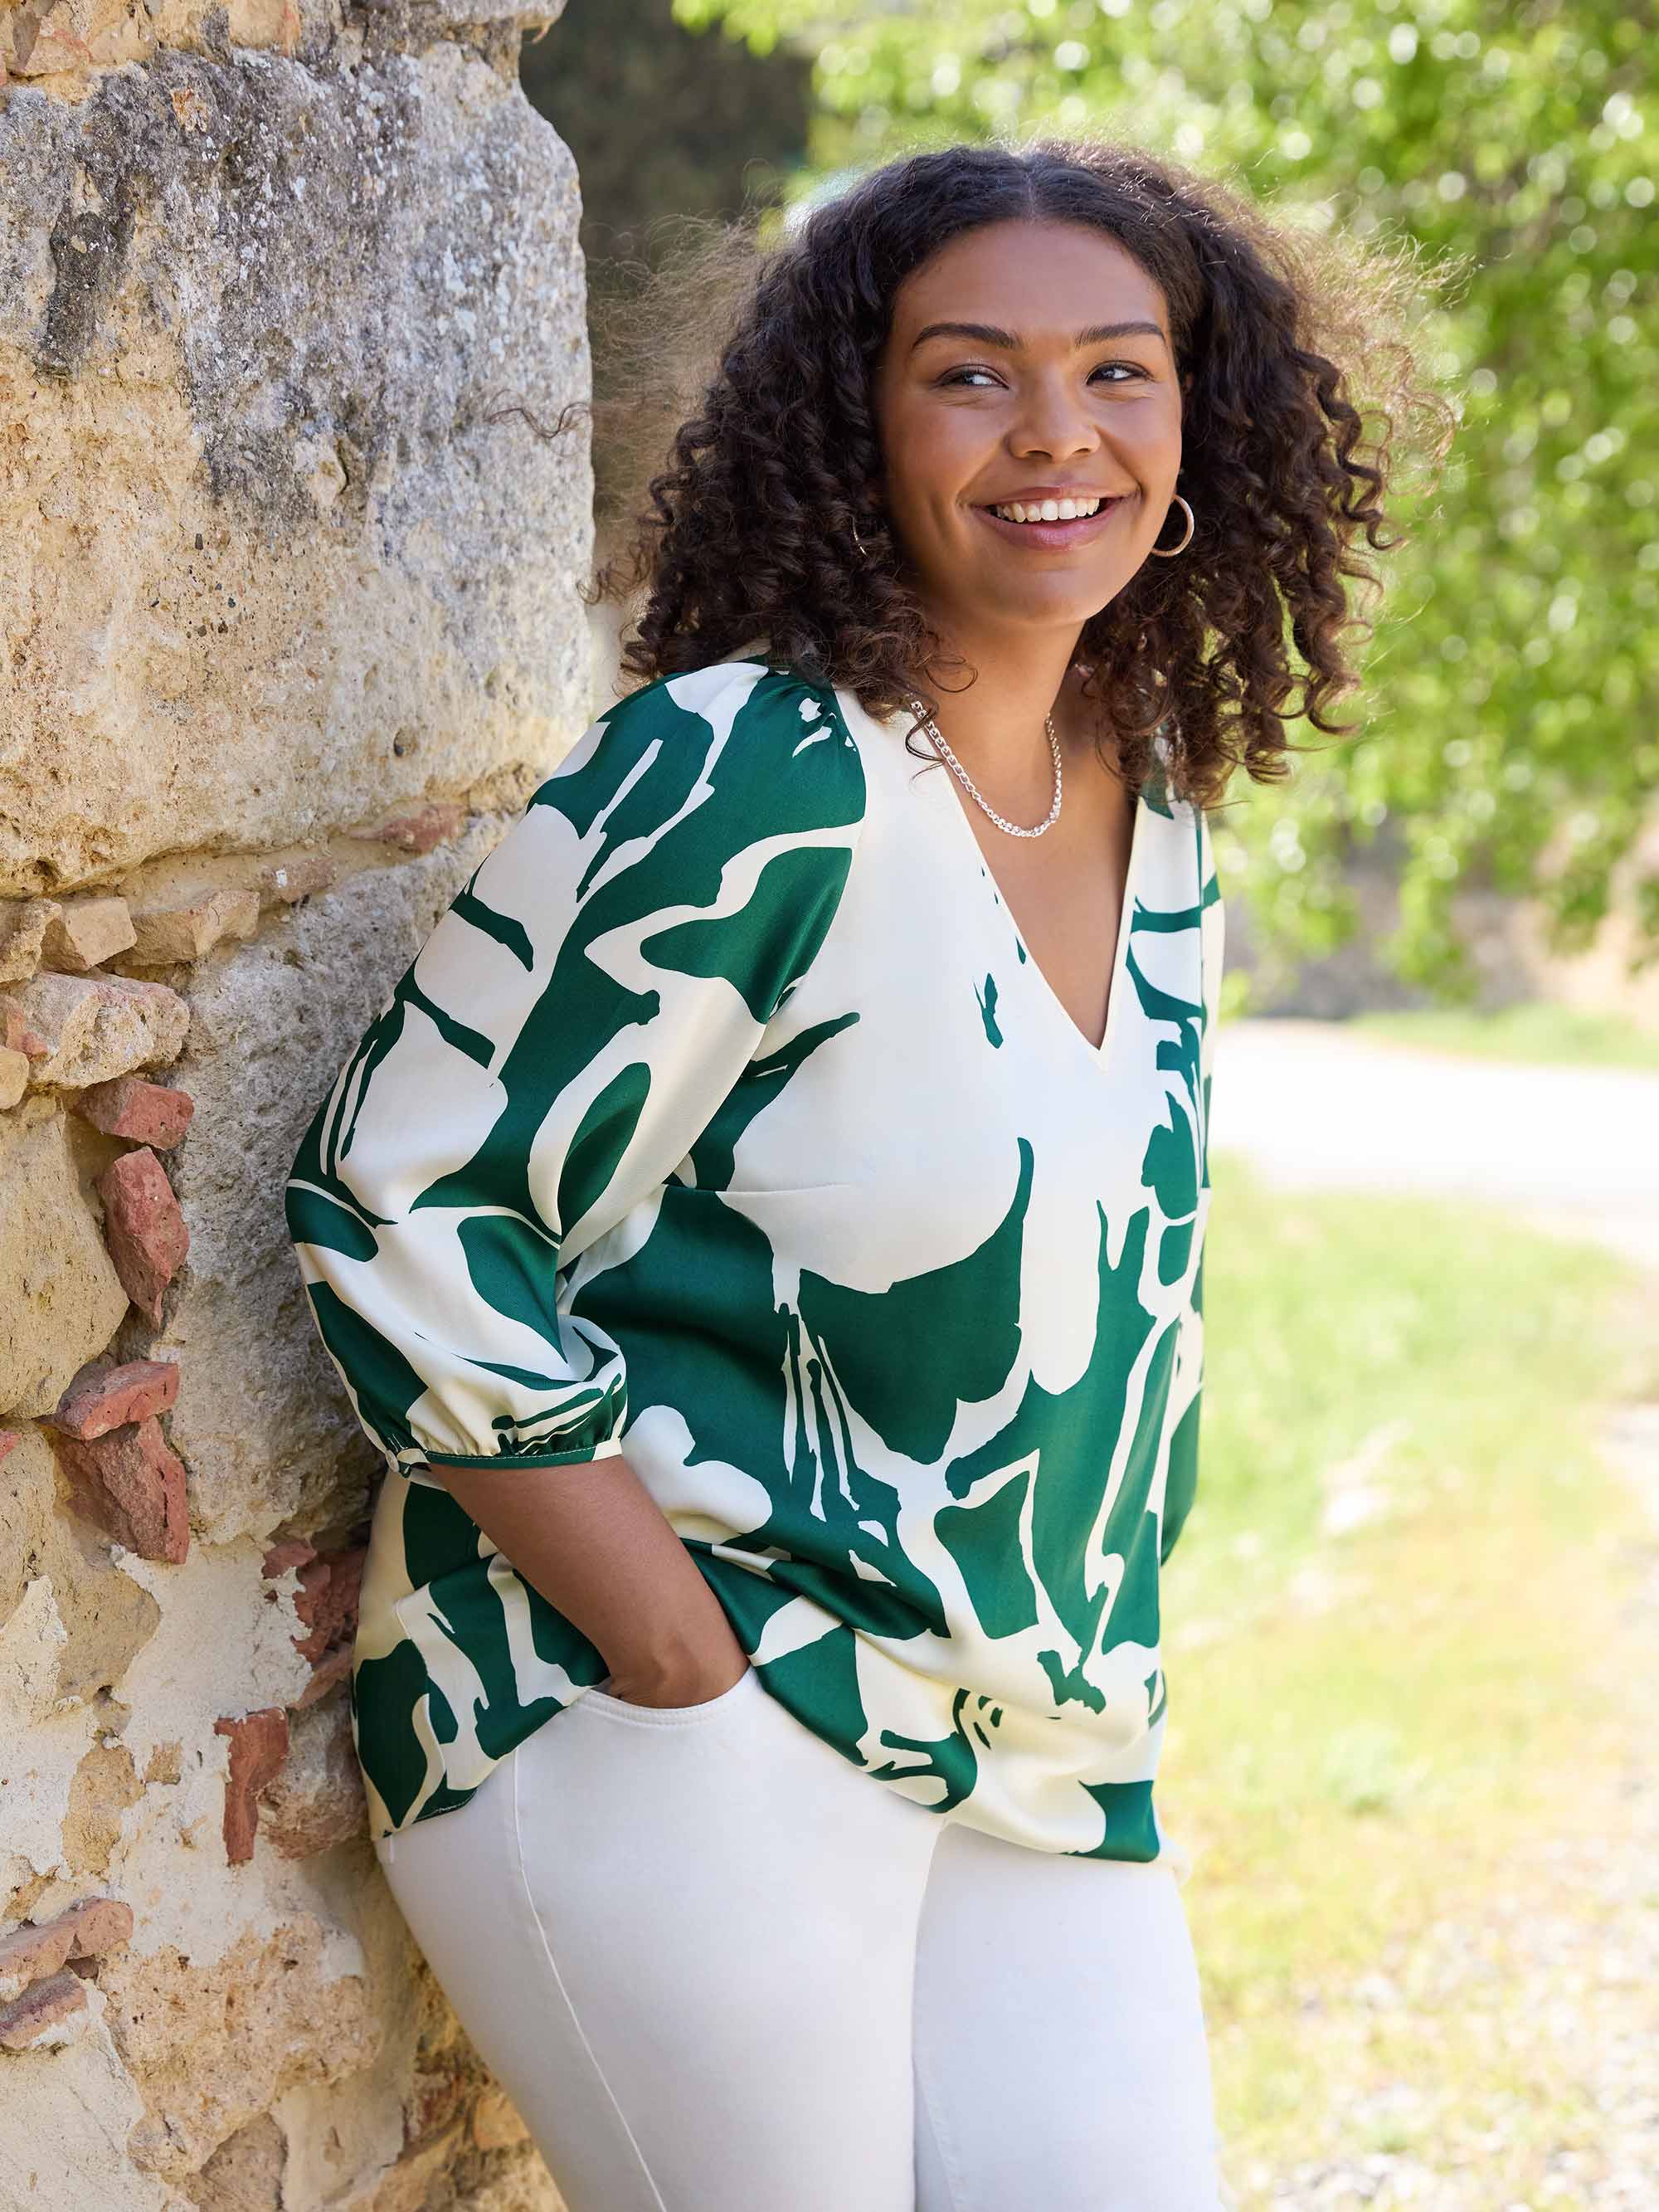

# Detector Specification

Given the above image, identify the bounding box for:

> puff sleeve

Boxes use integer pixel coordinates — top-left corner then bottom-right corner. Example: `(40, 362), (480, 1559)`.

(285, 659), (866, 1475)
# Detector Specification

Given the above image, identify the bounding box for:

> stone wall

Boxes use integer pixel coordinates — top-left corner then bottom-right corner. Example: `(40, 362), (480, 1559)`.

(1, 2), (591, 2202)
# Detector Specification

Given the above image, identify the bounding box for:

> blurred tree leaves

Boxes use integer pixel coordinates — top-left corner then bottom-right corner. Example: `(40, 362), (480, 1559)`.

(523, 0), (811, 521)
(670, 0), (1659, 999)
(524, 0), (810, 266)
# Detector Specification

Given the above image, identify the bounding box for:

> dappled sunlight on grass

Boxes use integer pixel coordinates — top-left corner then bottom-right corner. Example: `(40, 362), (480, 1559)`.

(1159, 1151), (1655, 2203)
(1350, 1002), (1659, 1072)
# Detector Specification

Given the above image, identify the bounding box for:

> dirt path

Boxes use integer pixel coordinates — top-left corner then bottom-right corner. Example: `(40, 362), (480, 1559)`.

(1209, 1016), (1659, 1272)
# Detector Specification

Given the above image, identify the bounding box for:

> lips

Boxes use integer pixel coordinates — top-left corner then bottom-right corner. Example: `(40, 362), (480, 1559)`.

(974, 499), (1123, 549)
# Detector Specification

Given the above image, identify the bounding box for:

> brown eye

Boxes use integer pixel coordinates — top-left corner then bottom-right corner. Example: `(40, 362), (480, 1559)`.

(940, 363), (1150, 388)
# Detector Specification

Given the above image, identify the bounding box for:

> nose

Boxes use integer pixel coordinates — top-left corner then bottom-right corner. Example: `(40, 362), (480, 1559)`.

(1007, 370), (1106, 463)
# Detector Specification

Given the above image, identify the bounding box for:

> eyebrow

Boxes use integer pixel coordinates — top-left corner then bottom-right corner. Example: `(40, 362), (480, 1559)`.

(908, 319), (1169, 353)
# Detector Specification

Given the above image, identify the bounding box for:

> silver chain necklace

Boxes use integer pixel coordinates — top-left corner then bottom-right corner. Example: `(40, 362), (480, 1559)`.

(908, 695), (1063, 839)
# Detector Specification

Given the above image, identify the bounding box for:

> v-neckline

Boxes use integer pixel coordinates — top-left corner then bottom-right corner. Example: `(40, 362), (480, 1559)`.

(927, 748), (1149, 1067)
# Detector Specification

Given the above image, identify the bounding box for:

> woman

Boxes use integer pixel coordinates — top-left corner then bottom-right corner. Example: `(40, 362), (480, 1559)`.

(287, 139), (1431, 2211)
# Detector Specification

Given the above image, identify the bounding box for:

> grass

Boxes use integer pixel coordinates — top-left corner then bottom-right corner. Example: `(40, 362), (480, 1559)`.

(1158, 1150), (1657, 2206)
(1344, 1001), (1659, 1070)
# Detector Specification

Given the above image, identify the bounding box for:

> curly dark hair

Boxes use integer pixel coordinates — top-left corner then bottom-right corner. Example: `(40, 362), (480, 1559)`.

(581, 138), (1452, 812)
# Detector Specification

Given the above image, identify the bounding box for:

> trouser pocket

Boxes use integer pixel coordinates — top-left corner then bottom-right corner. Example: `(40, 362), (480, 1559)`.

(580, 1662), (759, 1726)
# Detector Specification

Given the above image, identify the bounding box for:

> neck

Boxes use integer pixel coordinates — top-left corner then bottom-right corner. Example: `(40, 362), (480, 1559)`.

(911, 621), (1096, 800)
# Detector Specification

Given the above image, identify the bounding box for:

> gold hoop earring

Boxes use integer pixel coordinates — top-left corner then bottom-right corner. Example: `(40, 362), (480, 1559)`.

(1150, 495), (1195, 558)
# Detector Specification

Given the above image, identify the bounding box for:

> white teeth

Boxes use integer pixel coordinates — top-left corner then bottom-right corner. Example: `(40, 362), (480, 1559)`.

(990, 497), (1104, 524)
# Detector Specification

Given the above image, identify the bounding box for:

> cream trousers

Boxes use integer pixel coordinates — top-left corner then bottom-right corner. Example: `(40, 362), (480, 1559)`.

(373, 1664), (1228, 2211)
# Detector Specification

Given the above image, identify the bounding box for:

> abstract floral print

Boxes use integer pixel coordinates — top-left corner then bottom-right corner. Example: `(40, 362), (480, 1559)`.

(286, 652), (1224, 1859)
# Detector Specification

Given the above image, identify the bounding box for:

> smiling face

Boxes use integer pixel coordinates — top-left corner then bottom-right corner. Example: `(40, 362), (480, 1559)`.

(871, 219), (1185, 651)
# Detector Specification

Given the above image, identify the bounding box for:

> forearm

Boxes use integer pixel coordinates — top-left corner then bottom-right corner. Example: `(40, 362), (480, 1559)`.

(429, 1449), (734, 1686)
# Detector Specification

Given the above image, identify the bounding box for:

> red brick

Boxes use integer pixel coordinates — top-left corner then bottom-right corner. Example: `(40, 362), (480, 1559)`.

(52, 1418), (190, 1563)
(261, 1537), (318, 1580)
(214, 1708), (290, 1864)
(292, 1645), (353, 1709)
(350, 803), (465, 855)
(293, 1546), (366, 1665)
(0, 1896), (134, 2003)
(52, 1357), (180, 1440)
(0, 1971), (88, 2052)
(0, 999), (49, 1058)
(0, 1430), (18, 1466)
(73, 1076), (196, 1149)
(96, 1147), (189, 1323)
(264, 1542), (360, 1700)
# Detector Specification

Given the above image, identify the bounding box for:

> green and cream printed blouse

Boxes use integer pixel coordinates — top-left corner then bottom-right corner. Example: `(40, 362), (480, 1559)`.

(285, 647), (1224, 1859)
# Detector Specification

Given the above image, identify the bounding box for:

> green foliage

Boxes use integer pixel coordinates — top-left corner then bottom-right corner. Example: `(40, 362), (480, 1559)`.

(674, 0), (1659, 995)
(522, 0), (811, 294)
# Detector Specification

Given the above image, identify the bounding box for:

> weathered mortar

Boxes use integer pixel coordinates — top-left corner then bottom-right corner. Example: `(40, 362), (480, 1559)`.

(2, 0), (586, 2201)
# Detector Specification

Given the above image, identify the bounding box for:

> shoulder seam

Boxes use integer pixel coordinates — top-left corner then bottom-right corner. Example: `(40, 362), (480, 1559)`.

(733, 667), (870, 1028)
(732, 660), (869, 816)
